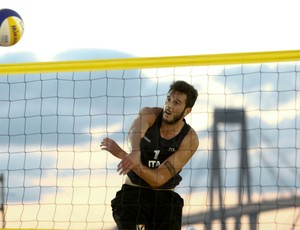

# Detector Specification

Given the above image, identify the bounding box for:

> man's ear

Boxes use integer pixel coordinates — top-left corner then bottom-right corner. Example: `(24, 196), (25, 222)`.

(184, 107), (192, 117)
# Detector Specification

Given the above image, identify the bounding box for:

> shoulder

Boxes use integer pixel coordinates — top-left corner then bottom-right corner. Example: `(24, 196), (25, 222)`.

(183, 126), (199, 152)
(138, 107), (163, 127)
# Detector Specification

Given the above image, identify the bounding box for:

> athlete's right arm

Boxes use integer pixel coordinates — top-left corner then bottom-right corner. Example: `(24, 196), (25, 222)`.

(117, 107), (161, 175)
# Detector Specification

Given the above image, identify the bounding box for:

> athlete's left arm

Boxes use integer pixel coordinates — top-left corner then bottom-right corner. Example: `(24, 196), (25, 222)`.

(132, 128), (199, 188)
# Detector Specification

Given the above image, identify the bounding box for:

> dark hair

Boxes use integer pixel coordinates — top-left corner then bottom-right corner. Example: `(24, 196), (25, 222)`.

(168, 81), (198, 108)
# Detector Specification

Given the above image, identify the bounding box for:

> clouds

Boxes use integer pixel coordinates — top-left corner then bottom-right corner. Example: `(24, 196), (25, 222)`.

(0, 48), (299, 228)
(0, 1), (299, 228)
(0, 51), (39, 63)
(53, 49), (134, 61)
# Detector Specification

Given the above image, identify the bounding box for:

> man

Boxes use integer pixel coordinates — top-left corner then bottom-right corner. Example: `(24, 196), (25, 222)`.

(101, 80), (199, 230)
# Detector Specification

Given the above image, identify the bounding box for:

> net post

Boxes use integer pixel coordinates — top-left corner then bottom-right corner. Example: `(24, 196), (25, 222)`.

(0, 174), (5, 228)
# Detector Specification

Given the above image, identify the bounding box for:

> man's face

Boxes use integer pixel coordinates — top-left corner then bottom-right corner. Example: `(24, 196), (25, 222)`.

(162, 91), (189, 124)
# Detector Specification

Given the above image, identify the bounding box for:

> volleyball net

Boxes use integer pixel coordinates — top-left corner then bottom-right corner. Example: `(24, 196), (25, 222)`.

(0, 50), (299, 229)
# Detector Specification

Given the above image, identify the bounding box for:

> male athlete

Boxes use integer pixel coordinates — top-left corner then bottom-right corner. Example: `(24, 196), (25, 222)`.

(101, 80), (199, 230)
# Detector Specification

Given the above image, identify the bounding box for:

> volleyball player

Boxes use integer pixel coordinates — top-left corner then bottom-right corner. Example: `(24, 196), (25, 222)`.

(101, 80), (199, 230)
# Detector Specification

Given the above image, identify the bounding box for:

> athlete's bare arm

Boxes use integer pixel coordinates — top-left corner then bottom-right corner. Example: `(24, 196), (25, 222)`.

(102, 126), (199, 188)
(101, 107), (161, 167)
(116, 107), (162, 174)
(101, 106), (199, 188)
(127, 107), (160, 153)
(131, 127), (199, 188)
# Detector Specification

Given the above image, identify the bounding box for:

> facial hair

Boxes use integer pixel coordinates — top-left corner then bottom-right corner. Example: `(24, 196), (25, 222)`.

(162, 108), (186, 125)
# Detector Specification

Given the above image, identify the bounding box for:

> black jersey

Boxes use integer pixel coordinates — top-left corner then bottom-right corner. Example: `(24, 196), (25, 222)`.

(127, 110), (191, 189)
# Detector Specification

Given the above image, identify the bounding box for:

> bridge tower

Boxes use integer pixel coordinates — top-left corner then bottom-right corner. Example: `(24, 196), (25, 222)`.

(206, 109), (257, 230)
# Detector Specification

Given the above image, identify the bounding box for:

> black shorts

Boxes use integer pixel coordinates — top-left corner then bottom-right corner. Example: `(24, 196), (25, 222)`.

(111, 184), (184, 230)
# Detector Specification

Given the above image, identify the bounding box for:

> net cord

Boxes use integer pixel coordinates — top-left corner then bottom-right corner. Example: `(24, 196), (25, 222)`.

(1, 50), (300, 74)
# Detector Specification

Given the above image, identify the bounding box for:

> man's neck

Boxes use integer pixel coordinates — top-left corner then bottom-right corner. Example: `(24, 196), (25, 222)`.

(160, 120), (184, 140)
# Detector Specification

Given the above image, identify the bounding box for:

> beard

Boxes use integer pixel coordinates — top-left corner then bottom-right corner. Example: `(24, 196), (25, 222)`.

(162, 108), (186, 124)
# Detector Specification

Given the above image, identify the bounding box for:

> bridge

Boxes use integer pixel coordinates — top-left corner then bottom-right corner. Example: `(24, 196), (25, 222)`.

(182, 195), (300, 229)
(0, 108), (298, 229)
(182, 108), (299, 229)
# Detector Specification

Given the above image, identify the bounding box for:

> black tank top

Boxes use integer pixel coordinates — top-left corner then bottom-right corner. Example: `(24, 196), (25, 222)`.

(127, 110), (191, 189)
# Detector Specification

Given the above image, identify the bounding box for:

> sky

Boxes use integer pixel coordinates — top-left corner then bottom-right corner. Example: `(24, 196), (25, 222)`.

(1, 0), (300, 62)
(0, 1), (299, 229)
(1, 60), (299, 229)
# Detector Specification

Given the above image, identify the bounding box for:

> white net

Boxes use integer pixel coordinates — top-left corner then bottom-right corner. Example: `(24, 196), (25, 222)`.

(0, 58), (299, 229)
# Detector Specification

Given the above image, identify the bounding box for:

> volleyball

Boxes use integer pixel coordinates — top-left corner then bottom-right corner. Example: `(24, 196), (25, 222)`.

(0, 8), (24, 47)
